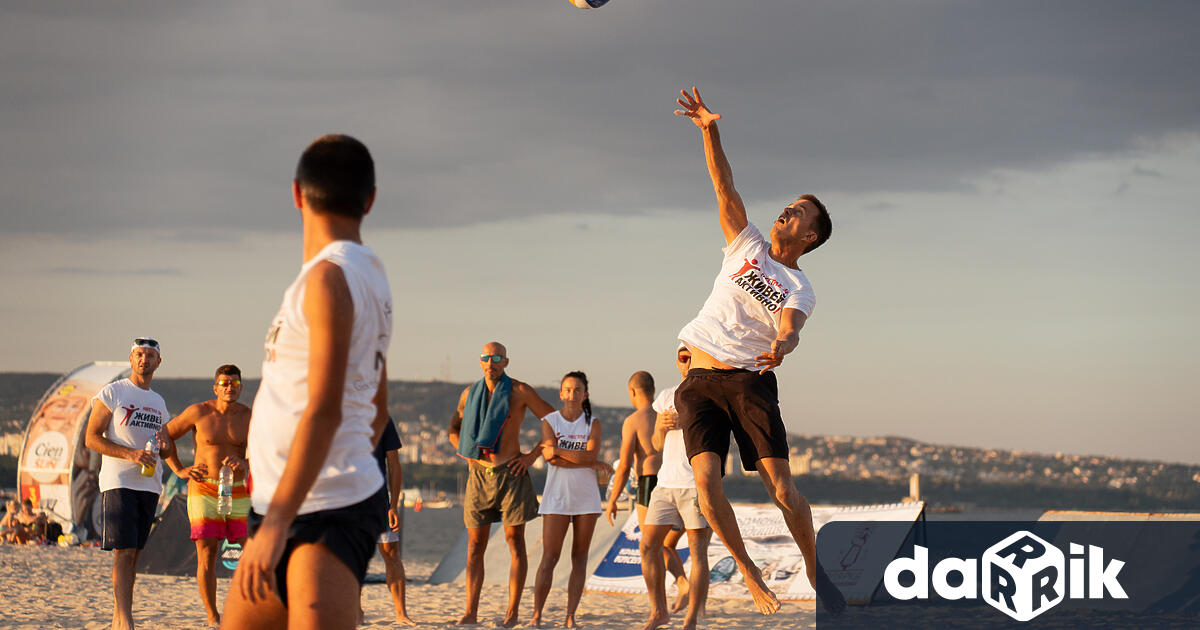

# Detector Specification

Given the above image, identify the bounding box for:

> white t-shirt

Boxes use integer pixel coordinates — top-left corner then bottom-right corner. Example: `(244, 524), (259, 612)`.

(652, 385), (694, 489)
(248, 240), (393, 515)
(93, 379), (169, 494)
(677, 223), (815, 370)
(538, 411), (603, 515)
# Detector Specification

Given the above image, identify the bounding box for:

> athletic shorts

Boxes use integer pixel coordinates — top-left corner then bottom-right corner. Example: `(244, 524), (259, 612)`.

(675, 368), (789, 473)
(187, 478), (250, 542)
(645, 487), (708, 531)
(636, 474), (658, 508)
(247, 490), (386, 606)
(376, 487), (403, 545)
(100, 488), (158, 550)
(463, 458), (539, 529)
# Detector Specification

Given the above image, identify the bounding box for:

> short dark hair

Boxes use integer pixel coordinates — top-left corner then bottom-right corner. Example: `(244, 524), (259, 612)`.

(22, 498), (32, 508)
(628, 371), (655, 395)
(800, 193), (832, 254)
(214, 364), (241, 381)
(294, 134), (376, 219)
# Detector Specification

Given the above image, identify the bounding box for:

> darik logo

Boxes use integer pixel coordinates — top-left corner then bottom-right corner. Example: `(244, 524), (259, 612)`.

(883, 530), (1128, 622)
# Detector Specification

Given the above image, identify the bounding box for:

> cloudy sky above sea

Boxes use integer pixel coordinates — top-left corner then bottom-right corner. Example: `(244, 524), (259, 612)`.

(1, 1), (1197, 464)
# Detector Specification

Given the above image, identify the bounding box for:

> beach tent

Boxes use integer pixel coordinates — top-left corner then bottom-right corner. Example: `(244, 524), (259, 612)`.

(16, 361), (130, 539)
(430, 506), (629, 590)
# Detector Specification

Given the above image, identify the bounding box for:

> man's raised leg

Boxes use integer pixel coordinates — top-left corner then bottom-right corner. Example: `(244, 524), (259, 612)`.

(639, 524), (675, 630)
(112, 548), (140, 630)
(501, 523), (528, 628)
(691, 452), (780, 615)
(756, 457), (845, 615)
(459, 525), (492, 625)
(195, 538), (222, 626)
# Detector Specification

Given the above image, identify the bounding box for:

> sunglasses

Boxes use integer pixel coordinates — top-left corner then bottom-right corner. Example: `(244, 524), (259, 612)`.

(480, 354), (505, 363)
(133, 337), (160, 350)
(215, 379), (241, 387)
(677, 354), (692, 363)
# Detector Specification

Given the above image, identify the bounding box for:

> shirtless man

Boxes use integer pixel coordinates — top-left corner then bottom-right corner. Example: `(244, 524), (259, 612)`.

(165, 364), (251, 627)
(603, 372), (689, 611)
(448, 342), (555, 627)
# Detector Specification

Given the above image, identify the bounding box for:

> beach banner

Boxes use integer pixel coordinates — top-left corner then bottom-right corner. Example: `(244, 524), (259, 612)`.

(586, 501), (924, 602)
(17, 362), (130, 538)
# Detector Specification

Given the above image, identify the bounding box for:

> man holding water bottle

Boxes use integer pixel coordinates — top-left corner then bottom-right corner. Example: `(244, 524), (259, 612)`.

(163, 363), (252, 627)
(84, 336), (174, 630)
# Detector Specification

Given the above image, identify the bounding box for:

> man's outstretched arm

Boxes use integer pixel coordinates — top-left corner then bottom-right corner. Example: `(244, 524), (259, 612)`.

(676, 86), (747, 245)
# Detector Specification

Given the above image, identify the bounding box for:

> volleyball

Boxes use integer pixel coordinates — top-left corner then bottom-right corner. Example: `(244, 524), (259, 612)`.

(570, 0), (610, 8)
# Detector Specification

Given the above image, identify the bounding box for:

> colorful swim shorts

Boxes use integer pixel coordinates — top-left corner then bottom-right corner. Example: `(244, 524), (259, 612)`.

(187, 478), (250, 542)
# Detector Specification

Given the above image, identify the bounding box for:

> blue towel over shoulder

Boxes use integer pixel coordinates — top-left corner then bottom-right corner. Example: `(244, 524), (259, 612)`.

(456, 374), (512, 459)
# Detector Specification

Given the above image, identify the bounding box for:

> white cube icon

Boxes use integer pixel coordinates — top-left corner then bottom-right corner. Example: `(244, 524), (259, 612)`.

(981, 530), (1064, 621)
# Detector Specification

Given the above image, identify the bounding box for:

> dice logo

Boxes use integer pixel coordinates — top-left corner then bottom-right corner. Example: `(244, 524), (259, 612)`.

(981, 531), (1064, 621)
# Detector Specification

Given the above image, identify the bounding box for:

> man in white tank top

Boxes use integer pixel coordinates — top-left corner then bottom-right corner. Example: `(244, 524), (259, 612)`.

(83, 336), (174, 630)
(673, 88), (845, 616)
(225, 135), (393, 630)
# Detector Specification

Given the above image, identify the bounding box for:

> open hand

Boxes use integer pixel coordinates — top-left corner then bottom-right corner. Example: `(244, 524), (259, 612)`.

(184, 463), (209, 482)
(674, 87), (721, 128)
(235, 522), (287, 604)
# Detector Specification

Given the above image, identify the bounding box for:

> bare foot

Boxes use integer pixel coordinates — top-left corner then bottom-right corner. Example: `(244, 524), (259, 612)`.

(498, 611), (519, 628)
(741, 565), (781, 615)
(530, 613), (542, 628)
(641, 609), (670, 630)
(206, 616), (221, 629)
(396, 613), (417, 626)
(671, 575), (690, 613)
(564, 614), (577, 629)
(815, 565), (847, 617)
(457, 612), (480, 625)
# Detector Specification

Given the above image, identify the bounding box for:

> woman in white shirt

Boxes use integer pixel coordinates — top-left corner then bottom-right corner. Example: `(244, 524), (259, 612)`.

(531, 371), (613, 628)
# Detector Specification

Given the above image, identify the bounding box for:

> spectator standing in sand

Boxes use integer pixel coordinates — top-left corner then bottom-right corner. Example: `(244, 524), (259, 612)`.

(672, 87), (845, 616)
(223, 134), (393, 630)
(360, 417), (415, 625)
(83, 336), (173, 630)
(530, 371), (613, 629)
(163, 364), (252, 627)
(448, 341), (555, 627)
(640, 345), (712, 630)
(604, 371), (690, 611)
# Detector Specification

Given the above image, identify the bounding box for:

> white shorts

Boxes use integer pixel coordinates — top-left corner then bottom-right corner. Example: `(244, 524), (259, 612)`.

(377, 526), (401, 545)
(645, 487), (708, 531)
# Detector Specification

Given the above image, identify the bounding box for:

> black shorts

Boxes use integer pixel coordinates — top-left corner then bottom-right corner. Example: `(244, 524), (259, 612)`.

(675, 368), (789, 473)
(100, 488), (158, 551)
(636, 475), (658, 508)
(247, 490), (386, 606)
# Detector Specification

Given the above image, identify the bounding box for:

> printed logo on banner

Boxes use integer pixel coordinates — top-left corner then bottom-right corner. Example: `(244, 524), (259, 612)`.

(883, 529), (1128, 622)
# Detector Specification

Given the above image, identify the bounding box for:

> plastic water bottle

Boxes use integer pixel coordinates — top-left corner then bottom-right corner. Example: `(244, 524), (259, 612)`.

(139, 439), (158, 477)
(217, 464), (233, 516)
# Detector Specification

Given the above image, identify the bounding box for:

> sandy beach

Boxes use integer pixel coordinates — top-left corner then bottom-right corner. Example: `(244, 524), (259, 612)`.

(0, 506), (818, 630)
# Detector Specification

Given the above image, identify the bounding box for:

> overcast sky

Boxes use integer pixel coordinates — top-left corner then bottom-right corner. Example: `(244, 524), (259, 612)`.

(2, 1), (1198, 465)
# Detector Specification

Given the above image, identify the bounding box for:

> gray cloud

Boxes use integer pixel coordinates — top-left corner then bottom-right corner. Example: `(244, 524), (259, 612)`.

(2, 0), (1198, 235)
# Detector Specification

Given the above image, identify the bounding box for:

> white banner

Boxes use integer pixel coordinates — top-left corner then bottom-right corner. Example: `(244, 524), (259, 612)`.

(586, 501), (924, 602)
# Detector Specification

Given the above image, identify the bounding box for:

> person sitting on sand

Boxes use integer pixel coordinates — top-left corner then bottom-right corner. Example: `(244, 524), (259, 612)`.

(2, 499), (30, 544)
(16, 499), (49, 544)
(530, 371), (614, 629)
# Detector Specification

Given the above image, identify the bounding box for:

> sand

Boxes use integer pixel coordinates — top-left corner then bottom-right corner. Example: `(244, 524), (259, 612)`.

(0, 506), (818, 629)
